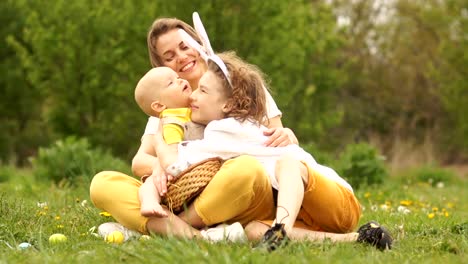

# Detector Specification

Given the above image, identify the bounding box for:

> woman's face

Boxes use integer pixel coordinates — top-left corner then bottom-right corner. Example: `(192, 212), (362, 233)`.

(189, 71), (228, 125)
(156, 29), (206, 87)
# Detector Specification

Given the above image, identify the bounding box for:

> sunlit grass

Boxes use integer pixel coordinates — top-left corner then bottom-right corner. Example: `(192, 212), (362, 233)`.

(0, 167), (466, 263)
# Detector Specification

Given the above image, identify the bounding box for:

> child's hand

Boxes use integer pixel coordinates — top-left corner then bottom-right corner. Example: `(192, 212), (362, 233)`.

(152, 162), (168, 196)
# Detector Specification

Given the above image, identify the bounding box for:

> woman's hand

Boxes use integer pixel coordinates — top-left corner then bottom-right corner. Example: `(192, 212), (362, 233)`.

(263, 127), (298, 147)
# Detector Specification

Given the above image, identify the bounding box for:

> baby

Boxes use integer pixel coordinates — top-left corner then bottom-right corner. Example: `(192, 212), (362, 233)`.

(134, 67), (204, 217)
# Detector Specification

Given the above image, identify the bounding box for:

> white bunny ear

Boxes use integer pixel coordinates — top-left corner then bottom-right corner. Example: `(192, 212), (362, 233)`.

(193, 12), (214, 56)
(178, 29), (208, 61)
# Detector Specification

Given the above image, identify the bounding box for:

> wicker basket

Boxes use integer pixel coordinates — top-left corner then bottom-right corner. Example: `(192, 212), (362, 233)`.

(162, 157), (223, 213)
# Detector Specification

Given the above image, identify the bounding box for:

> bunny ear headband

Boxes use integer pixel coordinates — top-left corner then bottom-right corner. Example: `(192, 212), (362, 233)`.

(178, 12), (233, 88)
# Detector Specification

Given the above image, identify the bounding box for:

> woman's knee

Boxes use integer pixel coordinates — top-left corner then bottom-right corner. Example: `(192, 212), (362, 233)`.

(89, 171), (121, 207)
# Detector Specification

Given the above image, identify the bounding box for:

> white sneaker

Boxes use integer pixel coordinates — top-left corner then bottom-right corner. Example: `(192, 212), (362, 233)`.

(200, 222), (247, 243)
(97, 222), (141, 242)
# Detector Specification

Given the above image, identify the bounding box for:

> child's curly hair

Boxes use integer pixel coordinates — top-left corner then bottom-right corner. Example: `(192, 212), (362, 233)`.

(207, 51), (269, 125)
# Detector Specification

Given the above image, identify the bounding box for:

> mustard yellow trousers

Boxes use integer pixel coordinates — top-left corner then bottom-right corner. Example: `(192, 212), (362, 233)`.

(89, 155), (275, 234)
(90, 155), (361, 234)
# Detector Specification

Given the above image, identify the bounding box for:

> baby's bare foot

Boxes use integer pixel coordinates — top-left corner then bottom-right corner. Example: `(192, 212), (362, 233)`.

(141, 202), (168, 218)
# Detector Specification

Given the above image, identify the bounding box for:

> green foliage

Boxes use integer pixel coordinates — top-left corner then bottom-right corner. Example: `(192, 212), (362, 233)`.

(301, 142), (334, 166)
(0, 166), (15, 183)
(31, 137), (130, 186)
(6, 0), (155, 162)
(1, 0), (467, 166)
(337, 143), (388, 189)
(413, 165), (457, 186)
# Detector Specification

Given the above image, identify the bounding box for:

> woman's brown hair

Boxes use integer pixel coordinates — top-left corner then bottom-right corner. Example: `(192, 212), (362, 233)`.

(207, 51), (269, 125)
(147, 18), (201, 67)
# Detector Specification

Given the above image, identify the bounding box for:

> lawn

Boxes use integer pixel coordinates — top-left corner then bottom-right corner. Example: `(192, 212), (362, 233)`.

(0, 167), (466, 263)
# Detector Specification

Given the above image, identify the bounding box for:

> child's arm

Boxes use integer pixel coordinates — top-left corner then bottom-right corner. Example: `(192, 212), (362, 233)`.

(155, 132), (180, 172)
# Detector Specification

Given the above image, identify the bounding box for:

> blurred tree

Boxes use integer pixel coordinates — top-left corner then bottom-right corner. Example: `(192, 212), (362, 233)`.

(8, 0), (157, 161)
(330, 0), (467, 162)
(0, 0), (49, 165)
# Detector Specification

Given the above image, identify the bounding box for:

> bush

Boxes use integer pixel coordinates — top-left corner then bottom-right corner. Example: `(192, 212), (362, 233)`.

(301, 142), (334, 165)
(0, 166), (15, 183)
(337, 143), (388, 189)
(413, 165), (457, 186)
(31, 137), (131, 186)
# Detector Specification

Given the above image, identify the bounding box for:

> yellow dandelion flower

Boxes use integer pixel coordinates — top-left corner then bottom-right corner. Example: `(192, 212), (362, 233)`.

(385, 201), (392, 206)
(44, 206), (49, 211)
(428, 213), (435, 219)
(400, 200), (413, 206)
(99, 211), (112, 217)
(380, 204), (389, 211)
(36, 211), (47, 216)
(432, 207), (438, 212)
(364, 192), (371, 198)
(444, 212), (449, 217)
(55, 216), (61, 220)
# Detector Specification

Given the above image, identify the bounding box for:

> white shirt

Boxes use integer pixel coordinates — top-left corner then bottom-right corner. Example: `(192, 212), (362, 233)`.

(142, 88), (282, 136)
(176, 118), (353, 192)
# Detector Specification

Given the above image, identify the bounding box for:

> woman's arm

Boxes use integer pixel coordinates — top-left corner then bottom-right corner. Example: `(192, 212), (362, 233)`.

(263, 116), (299, 147)
(131, 134), (158, 178)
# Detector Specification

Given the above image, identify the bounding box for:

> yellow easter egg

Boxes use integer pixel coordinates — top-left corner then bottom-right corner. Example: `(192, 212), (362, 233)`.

(105, 231), (124, 244)
(49, 233), (67, 244)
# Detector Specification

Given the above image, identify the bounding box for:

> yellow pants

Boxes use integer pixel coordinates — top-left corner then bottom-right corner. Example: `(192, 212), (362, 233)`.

(89, 155), (275, 234)
(261, 165), (362, 233)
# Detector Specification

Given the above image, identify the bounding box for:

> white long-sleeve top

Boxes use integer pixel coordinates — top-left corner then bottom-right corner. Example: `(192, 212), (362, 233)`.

(176, 117), (353, 192)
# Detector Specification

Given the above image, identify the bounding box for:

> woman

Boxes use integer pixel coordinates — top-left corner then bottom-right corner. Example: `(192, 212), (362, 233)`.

(90, 17), (296, 239)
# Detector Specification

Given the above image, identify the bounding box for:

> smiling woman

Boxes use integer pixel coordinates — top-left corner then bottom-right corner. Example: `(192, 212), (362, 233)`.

(147, 18), (206, 90)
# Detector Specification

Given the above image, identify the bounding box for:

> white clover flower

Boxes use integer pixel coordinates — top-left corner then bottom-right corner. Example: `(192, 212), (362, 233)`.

(37, 202), (48, 208)
(397, 205), (411, 214)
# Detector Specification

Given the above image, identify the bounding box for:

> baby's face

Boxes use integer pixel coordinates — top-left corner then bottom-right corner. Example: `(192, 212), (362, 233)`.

(152, 67), (193, 109)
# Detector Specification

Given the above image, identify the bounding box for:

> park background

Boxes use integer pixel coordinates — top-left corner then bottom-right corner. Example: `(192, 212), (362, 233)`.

(1, 0), (466, 174)
(0, 0), (467, 262)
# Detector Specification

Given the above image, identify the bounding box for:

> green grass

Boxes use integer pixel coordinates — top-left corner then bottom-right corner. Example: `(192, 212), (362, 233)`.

(0, 167), (466, 263)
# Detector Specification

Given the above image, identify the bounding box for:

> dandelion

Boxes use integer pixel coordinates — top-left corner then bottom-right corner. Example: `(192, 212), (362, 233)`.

(380, 204), (389, 211)
(371, 205), (378, 212)
(364, 192), (371, 198)
(99, 211), (111, 217)
(55, 216), (61, 220)
(432, 207), (439, 212)
(428, 213), (435, 219)
(36, 211), (47, 216)
(400, 200), (413, 206)
(444, 212), (449, 217)
(56, 224), (64, 229)
(436, 182), (444, 188)
(81, 200), (88, 207)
